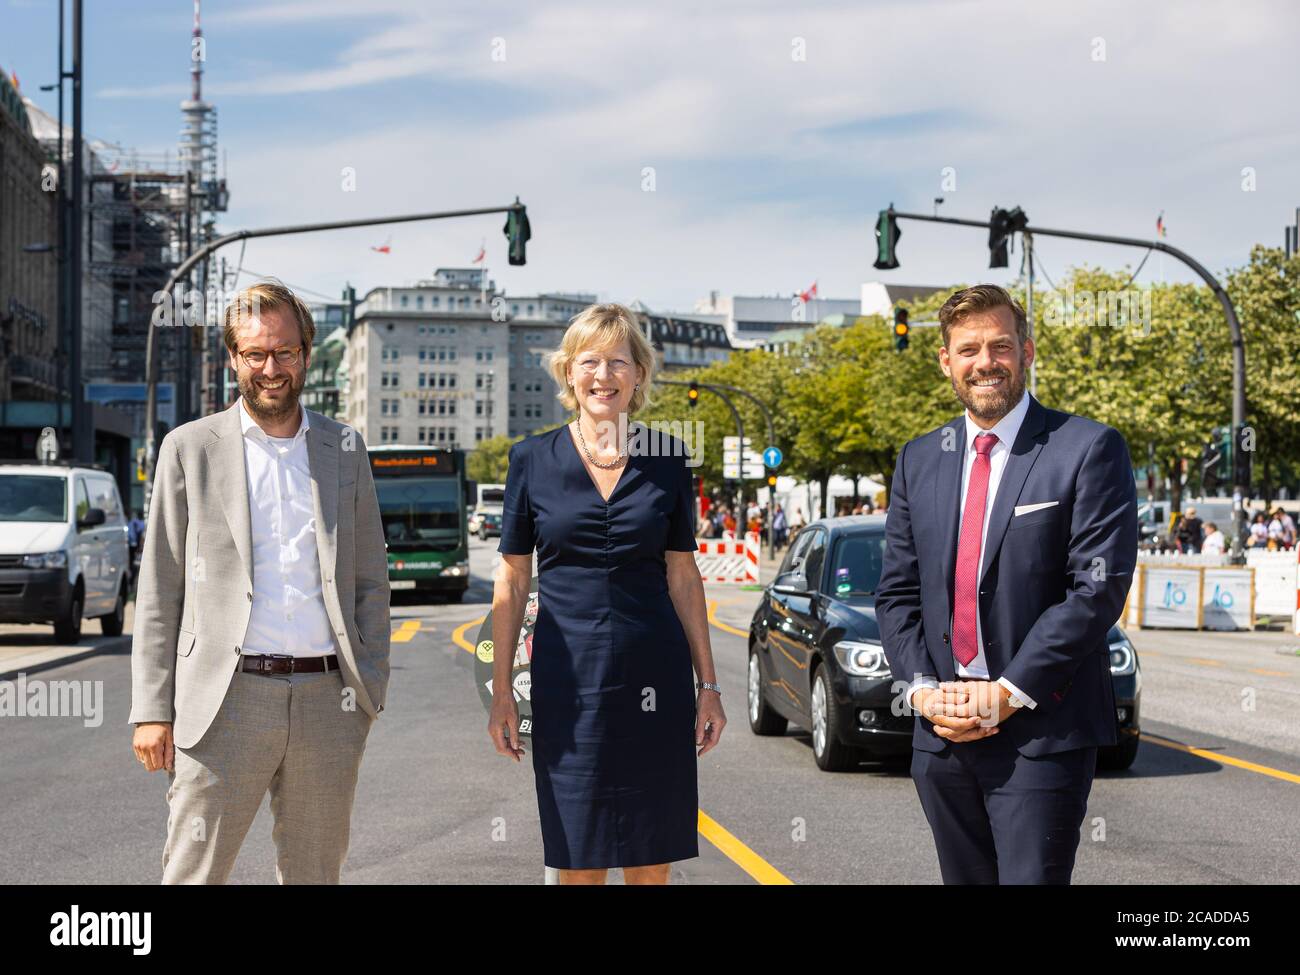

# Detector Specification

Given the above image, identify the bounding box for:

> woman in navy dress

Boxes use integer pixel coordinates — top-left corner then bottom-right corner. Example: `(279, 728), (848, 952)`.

(488, 302), (726, 885)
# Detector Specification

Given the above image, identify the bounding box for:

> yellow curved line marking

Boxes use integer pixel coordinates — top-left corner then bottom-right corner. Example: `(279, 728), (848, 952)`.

(1142, 733), (1300, 785)
(391, 619), (423, 643)
(456, 610), (793, 883)
(697, 810), (793, 885)
(452, 616), (486, 653)
(706, 599), (749, 638)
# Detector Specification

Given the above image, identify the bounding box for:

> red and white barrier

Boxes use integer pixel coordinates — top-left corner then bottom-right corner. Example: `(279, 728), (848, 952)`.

(695, 531), (761, 584)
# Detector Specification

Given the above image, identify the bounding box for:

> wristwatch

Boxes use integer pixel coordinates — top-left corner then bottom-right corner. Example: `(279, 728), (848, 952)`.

(697, 681), (722, 695)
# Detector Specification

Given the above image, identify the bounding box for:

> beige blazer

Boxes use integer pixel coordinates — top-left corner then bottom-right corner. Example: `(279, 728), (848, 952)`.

(129, 400), (391, 749)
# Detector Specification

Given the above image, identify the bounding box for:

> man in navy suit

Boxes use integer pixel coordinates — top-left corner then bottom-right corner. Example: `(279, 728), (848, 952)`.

(877, 284), (1137, 884)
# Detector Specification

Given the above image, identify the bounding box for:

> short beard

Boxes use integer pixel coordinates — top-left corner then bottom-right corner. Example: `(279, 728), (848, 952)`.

(951, 352), (1027, 422)
(238, 368), (304, 422)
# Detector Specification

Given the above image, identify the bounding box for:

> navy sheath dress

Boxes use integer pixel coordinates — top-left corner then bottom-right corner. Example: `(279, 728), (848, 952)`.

(497, 423), (700, 869)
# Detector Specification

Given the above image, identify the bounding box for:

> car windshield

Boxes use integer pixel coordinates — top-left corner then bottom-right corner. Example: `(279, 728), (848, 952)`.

(0, 475), (67, 523)
(374, 476), (461, 549)
(828, 531), (886, 597)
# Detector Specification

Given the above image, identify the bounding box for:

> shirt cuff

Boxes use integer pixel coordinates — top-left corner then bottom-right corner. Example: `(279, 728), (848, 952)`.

(997, 676), (1037, 710)
(907, 676), (940, 713)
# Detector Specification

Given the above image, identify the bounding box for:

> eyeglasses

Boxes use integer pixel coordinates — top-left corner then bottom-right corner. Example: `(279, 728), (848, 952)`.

(575, 356), (633, 374)
(237, 346), (302, 368)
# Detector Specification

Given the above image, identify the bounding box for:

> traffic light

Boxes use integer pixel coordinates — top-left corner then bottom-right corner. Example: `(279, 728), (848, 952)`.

(893, 307), (910, 352)
(1201, 428), (1229, 493)
(873, 207), (901, 270)
(1233, 423), (1252, 490)
(988, 207), (1012, 268)
(688, 380), (699, 408)
(767, 474), (777, 488)
(503, 199), (530, 266)
(988, 206), (1028, 269)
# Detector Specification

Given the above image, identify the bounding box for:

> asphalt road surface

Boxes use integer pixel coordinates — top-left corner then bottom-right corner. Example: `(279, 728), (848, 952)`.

(1, 536), (1297, 884)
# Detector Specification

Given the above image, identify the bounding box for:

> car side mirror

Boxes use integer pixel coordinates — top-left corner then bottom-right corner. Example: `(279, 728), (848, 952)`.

(78, 507), (106, 530)
(773, 570), (810, 595)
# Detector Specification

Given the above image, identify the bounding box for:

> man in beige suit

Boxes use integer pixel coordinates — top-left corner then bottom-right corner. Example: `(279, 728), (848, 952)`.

(130, 280), (390, 884)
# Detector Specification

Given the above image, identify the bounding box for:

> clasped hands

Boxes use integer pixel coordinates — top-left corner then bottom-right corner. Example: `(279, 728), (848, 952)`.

(913, 681), (1020, 742)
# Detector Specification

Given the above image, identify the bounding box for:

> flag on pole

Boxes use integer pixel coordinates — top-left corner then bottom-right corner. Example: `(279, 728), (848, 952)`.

(370, 236), (392, 255)
(472, 242), (486, 264)
(1155, 212), (1166, 238)
(798, 280), (818, 303)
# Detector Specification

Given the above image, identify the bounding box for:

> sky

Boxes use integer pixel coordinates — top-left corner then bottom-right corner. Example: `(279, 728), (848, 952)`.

(2, 0), (1298, 312)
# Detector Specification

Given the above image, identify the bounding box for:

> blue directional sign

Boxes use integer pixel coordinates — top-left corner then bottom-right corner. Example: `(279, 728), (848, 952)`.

(763, 446), (783, 469)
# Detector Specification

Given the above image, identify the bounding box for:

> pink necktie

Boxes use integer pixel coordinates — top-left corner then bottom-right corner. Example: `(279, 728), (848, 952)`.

(952, 433), (998, 667)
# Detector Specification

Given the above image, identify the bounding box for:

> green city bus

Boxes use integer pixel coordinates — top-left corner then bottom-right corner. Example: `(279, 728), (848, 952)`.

(368, 446), (477, 601)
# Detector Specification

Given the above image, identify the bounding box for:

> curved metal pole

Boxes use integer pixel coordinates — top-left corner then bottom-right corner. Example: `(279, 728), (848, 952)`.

(142, 202), (525, 517)
(891, 209), (1248, 561)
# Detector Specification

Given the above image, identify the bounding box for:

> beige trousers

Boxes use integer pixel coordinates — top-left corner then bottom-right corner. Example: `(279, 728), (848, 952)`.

(162, 668), (373, 884)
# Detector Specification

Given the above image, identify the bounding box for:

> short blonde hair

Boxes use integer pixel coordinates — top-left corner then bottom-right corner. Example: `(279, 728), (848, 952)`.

(222, 279), (317, 357)
(548, 303), (656, 414)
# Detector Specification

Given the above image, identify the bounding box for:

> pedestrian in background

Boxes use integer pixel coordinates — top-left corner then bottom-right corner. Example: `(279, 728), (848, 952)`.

(1201, 522), (1226, 557)
(488, 302), (725, 885)
(772, 504), (788, 550)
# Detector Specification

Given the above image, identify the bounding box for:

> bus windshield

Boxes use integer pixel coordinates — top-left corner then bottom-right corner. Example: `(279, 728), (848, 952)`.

(374, 475), (461, 549)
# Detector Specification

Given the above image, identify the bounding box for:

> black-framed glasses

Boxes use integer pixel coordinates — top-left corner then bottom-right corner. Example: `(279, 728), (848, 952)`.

(237, 346), (302, 368)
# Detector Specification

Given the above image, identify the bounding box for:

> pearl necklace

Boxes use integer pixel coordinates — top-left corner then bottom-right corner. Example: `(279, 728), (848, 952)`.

(574, 420), (631, 470)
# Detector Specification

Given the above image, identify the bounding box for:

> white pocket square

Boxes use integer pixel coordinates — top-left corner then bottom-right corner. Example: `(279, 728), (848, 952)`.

(1014, 501), (1059, 516)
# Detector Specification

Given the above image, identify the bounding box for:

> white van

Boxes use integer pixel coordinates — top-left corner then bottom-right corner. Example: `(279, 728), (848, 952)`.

(0, 463), (131, 642)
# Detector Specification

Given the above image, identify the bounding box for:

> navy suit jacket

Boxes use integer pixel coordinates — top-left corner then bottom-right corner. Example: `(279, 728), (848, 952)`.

(876, 395), (1138, 757)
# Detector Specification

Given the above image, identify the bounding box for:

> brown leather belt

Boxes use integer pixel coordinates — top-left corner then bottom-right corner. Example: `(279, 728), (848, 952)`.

(240, 653), (339, 676)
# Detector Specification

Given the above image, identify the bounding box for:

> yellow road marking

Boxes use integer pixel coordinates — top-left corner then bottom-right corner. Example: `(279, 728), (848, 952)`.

(707, 599), (749, 638)
(452, 616), (486, 653)
(1187, 657), (1221, 667)
(1142, 733), (1300, 785)
(391, 619), (423, 643)
(455, 611), (793, 884)
(698, 810), (793, 885)
(1251, 668), (1291, 677)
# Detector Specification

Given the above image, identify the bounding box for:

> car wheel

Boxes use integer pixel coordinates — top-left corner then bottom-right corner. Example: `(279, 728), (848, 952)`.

(811, 664), (860, 772)
(98, 581), (126, 637)
(747, 649), (788, 735)
(1098, 733), (1140, 770)
(54, 586), (83, 644)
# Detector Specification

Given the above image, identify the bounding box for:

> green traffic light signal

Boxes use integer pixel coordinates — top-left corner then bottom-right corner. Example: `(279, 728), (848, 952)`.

(503, 199), (530, 266)
(873, 207), (901, 270)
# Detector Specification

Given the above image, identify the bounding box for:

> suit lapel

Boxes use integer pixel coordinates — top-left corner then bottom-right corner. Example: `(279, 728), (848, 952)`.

(979, 395), (1047, 585)
(306, 416), (339, 583)
(204, 402), (254, 586)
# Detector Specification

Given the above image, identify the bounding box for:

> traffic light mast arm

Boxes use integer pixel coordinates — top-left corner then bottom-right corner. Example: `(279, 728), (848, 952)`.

(883, 207), (1248, 561)
(656, 378), (780, 559)
(142, 201), (527, 516)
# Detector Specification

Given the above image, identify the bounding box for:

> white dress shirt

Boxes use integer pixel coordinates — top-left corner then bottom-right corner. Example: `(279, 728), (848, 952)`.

(908, 392), (1038, 712)
(238, 398), (337, 658)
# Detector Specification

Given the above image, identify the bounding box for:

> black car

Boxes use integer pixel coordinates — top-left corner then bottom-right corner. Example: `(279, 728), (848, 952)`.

(747, 515), (1142, 771)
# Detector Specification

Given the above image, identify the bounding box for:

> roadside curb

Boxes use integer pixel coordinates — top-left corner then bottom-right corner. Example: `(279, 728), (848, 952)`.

(0, 636), (131, 682)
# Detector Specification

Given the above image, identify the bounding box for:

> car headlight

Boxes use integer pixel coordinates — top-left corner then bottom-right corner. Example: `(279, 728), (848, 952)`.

(22, 551), (68, 570)
(1109, 639), (1137, 676)
(439, 562), (470, 576)
(833, 640), (891, 677)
